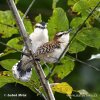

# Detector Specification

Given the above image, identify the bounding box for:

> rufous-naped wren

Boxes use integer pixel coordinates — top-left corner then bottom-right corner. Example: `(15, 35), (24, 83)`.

(35, 29), (71, 63)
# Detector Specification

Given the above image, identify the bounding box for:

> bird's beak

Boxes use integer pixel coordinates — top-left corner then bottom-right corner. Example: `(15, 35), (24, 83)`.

(65, 28), (72, 34)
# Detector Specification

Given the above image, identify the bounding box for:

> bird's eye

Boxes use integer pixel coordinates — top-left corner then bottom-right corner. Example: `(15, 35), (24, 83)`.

(35, 26), (45, 29)
(35, 26), (40, 28)
(56, 33), (63, 37)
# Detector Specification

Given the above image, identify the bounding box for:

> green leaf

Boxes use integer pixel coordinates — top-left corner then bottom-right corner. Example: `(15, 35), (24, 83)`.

(0, 71), (39, 93)
(0, 10), (16, 26)
(24, 19), (33, 34)
(0, 10), (33, 38)
(18, 11), (33, 34)
(0, 59), (18, 70)
(0, 82), (7, 88)
(72, 0), (100, 17)
(0, 71), (16, 88)
(51, 56), (74, 80)
(6, 37), (23, 51)
(48, 8), (69, 39)
(91, 93), (100, 100)
(69, 27), (100, 53)
(52, 0), (59, 9)
(68, 0), (79, 6)
(72, 0), (89, 17)
(77, 28), (100, 49)
(15, 0), (19, 4)
(69, 38), (86, 53)
(0, 24), (18, 38)
(31, 68), (40, 86)
(0, 10), (18, 38)
(70, 17), (84, 29)
(0, 52), (20, 61)
(0, 40), (21, 69)
(88, 0), (100, 7)
(35, 14), (42, 23)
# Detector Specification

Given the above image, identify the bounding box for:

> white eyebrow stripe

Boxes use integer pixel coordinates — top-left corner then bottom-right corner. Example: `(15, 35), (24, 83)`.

(35, 25), (45, 29)
(35, 23), (42, 27)
(35, 23), (46, 29)
(56, 31), (70, 36)
(56, 32), (63, 36)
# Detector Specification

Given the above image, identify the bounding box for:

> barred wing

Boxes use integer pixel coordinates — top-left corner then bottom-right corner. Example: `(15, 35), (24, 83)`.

(35, 41), (61, 56)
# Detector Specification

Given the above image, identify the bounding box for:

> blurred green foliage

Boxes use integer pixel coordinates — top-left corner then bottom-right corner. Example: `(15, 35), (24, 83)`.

(0, 0), (100, 100)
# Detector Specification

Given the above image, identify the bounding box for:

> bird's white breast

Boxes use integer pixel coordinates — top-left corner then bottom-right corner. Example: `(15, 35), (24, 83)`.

(41, 35), (70, 63)
(29, 29), (48, 53)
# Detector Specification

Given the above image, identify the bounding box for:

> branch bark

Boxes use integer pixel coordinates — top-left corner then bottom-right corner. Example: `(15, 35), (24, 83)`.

(7, 0), (55, 100)
(22, 0), (36, 21)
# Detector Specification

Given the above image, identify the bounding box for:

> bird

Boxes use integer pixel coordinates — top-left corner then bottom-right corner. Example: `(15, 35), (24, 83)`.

(35, 29), (71, 63)
(12, 22), (49, 81)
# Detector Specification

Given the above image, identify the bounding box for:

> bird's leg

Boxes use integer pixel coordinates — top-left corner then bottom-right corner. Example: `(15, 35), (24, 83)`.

(23, 59), (33, 67)
(46, 63), (57, 80)
(46, 57), (59, 80)
(43, 62), (51, 73)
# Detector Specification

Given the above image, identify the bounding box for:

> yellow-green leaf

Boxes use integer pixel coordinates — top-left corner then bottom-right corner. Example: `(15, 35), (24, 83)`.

(35, 14), (42, 23)
(52, 82), (73, 96)
(51, 56), (74, 80)
(0, 59), (18, 70)
(0, 71), (39, 93)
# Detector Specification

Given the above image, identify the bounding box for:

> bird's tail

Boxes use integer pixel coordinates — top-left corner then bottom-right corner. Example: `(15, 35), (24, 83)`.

(12, 60), (32, 81)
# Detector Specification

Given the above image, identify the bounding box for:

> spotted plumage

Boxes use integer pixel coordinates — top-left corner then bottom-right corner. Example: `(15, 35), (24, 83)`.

(35, 30), (71, 63)
(35, 41), (61, 56)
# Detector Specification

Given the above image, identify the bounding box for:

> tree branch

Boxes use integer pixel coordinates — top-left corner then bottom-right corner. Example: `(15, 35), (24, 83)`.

(22, 0), (36, 21)
(66, 54), (100, 71)
(0, 41), (28, 56)
(7, 0), (55, 100)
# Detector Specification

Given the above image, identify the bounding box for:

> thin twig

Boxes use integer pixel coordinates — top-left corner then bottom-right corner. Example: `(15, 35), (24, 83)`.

(46, 53), (100, 79)
(0, 41), (28, 56)
(34, 87), (47, 100)
(22, 0), (36, 21)
(7, 0), (55, 100)
(66, 54), (100, 71)
(46, 1), (100, 79)
(46, 63), (56, 80)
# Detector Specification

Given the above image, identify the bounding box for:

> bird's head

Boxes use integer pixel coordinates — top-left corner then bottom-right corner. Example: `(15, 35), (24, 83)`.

(33, 22), (48, 40)
(54, 29), (72, 43)
(35, 22), (47, 30)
